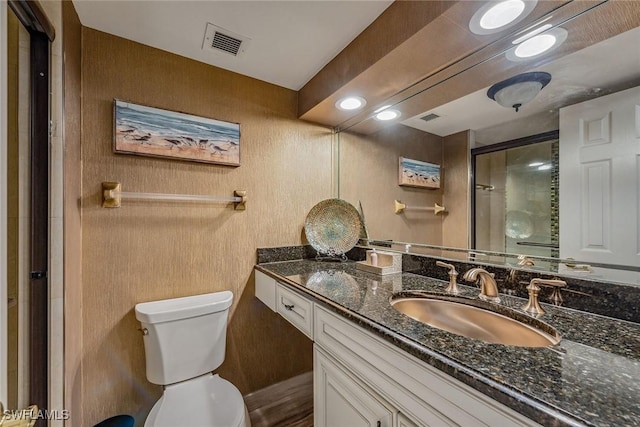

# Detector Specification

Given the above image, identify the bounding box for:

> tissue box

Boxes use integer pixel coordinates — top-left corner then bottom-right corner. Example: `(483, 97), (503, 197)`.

(356, 250), (402, 275)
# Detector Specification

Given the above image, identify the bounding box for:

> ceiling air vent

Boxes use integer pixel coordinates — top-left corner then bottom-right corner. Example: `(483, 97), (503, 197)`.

(420, 113), (440, 122)
(202, 23), (250, 57)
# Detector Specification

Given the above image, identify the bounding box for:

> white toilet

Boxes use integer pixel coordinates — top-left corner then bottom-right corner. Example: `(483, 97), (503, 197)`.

(135, 291), (251, 427)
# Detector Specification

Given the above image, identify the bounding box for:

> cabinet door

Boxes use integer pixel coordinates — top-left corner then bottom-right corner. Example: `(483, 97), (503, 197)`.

(315, 346), (394, 427)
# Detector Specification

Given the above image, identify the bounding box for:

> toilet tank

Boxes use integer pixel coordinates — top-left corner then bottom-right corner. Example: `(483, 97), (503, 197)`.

(135, 291), (233, 385)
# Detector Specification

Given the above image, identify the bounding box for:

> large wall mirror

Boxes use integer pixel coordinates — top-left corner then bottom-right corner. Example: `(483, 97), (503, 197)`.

(337, 0), (640, 285)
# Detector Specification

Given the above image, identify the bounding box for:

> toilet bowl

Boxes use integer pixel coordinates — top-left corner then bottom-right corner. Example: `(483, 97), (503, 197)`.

(135, 291), (250, 427)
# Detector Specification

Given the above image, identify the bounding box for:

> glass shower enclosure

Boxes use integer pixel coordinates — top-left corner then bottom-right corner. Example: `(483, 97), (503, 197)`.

(472, 133), (559, 261)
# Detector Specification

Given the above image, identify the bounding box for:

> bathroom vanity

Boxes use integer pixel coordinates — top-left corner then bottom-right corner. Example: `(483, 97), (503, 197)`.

(254, 258), (640, 427)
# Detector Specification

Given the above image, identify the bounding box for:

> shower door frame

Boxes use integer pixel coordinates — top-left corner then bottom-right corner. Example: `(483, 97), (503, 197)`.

(470, 130), (559, 251)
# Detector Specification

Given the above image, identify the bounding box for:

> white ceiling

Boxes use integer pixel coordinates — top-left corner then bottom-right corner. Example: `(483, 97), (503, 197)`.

(401, 25), (640, 138)
(72, 0), (393, 90)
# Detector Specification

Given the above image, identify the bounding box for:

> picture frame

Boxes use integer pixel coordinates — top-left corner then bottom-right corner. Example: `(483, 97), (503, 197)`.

(398, 157), (441, 189)
(113, 99), (240, 166)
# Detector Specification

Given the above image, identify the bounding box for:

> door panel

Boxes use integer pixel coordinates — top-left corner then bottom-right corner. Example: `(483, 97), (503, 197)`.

(560, 86), (640, 268)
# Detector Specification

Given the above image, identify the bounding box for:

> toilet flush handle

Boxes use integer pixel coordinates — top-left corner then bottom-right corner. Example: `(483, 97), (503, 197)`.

(138, 327), (149, 336)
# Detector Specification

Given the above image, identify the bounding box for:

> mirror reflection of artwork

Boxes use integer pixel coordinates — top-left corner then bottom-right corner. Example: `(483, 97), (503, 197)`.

(398, 157), (441, 189)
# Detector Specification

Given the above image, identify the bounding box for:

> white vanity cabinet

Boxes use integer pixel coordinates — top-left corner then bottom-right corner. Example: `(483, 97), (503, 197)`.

(255, 269), (314, 339)
(313, 305), (539, 427)
(255, 269), (277, 311)
(315, 347), (395, 427)
(276, 283), (314, 339)
(254, 269), (541, 427)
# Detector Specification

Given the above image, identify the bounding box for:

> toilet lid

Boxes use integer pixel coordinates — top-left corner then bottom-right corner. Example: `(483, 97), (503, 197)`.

(146, 374), (247, 427)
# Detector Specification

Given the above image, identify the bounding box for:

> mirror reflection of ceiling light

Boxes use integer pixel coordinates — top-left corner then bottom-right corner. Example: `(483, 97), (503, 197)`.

(375, 109), (401, 121)
(469, 0), (537, 35)
(516, 34), (557, 57)
(487, 71), (552, 112)
(507, 27), (568, 61)
(512, 24), (552, 44)
(528, 161), (544, 167)
(374, 105), (392, 113)
(537, 164), (552, 170)
(336, 96), (366, 111)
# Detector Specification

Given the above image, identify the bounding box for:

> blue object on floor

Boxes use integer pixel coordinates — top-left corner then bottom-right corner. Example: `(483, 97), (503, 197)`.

(94, 414), (134, 427)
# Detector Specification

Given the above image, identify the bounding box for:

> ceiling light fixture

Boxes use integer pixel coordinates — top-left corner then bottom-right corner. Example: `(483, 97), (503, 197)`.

(507, 27), (568, 61)
(487, 72), (551, 112)
(469, 0), (537, 35)
(481, 0), (525, 29)
(336, 96), (366, 111)
(375, 109), (401, 121)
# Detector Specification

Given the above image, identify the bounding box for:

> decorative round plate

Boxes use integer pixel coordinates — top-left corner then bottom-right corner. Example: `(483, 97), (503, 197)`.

(305, 199), (362, 257)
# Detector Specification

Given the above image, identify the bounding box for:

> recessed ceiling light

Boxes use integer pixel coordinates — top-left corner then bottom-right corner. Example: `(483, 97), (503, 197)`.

(336, 96), (366, 111)
(469, 0), (537, 35)
(375, 109), (401, 121)
(506, 27), (568, 61)
(481, 0), (525, 29)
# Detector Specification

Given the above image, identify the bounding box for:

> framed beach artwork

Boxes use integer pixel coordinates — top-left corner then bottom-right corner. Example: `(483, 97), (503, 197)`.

(113, 100), (240, 166)
(398, 157), (441, 189)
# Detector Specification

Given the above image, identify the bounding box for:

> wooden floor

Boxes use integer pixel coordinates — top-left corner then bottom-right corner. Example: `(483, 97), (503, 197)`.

(244, 372), (314, 427)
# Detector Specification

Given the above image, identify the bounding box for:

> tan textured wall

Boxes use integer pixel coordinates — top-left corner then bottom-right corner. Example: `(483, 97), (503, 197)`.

(442, 130), (471, 253)
(80, 28), (331, 425)
(339, 124), (444, 245)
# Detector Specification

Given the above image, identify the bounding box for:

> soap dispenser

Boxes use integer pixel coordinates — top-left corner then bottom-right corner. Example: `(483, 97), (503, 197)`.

(370, 249), (378, 267)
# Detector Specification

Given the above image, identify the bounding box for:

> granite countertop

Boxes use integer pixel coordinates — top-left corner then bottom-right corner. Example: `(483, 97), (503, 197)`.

(255, 259), (640, 427)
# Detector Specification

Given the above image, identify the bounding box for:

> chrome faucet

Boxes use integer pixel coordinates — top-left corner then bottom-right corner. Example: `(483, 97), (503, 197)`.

(463, 268), (501, 303)
(435, 261), (459, 293)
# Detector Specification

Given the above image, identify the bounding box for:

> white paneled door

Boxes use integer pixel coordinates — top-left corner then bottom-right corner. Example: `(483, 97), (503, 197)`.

(560, 85), (640, 268)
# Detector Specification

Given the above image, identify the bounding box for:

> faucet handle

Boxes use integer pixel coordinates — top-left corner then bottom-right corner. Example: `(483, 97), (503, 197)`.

(517, 255), (535, 267)
(435, 261), (456, 273)
(436, 261), (458, 293)
(522, 279), (546, 315)
(522, 278), (566, 315)
(532, 279), (567, 305)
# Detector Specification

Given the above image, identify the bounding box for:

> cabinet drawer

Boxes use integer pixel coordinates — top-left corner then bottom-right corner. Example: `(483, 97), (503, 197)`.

(276, 283), (314, 339)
